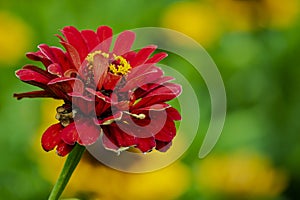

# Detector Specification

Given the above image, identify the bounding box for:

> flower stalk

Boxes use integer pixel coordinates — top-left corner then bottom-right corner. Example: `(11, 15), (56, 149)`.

(48, 143), (86, 200)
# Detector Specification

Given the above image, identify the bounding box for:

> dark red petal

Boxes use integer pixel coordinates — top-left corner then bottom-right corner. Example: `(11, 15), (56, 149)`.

(41, 123), (63, 151)
(20, 65), (55, 78)
(61, 26), (88, 62)
(51, 47), (75, 72)
(26, 50), (52, 67)
(69, 94), (95, 115)
(167, 107), (181, 121)
(38, 44), (58, 63)
(75, 118), (101, 146)
(16, 68), (50, 84)
(56, 142), (74, 156)
(97, 26), (113, 52)
(101, 132), (119, 151)
(48, 77), (84, 94)
(155, 140), (172, 152)
(132, 76), (175, 99)
(112, 30), (135, 55)
(133, 83), (182, 109)
(13, 90), (54, 100)
(102, 124), (136, 149)
(81, 29), (99, 51)
(60, 41), (81, 70)
(136, 137), (156, 152)
(154, 118), (176, 142)
(146, 52), (168, 64)
(130, 45), (157, 67)
(61, 122), (79, 145)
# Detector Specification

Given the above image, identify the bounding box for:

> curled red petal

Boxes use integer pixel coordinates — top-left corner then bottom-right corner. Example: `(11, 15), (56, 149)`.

(41, 123), (63, 151)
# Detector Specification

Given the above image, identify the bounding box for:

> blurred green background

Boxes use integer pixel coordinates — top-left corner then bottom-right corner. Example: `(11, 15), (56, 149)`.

(1, 0), (300, 199)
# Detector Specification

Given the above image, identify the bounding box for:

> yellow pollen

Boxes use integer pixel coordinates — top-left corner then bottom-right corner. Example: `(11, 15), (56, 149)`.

(86, 50), (109, 63)
(109, 55), (132, 75)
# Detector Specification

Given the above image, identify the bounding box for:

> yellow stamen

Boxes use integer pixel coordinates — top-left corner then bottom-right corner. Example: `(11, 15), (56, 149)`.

(86, 50), (109, 63)
(109, 55), (132, 75)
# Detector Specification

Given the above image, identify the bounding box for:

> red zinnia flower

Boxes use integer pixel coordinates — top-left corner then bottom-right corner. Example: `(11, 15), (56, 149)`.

(14, 26), (181, 156)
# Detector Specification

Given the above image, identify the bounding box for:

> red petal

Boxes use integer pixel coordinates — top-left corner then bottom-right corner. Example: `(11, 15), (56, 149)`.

(61, 26), (88, 62)
(81, 29), (99, 51)
(102, 124), (136, 148)
(16, 68), (50, 84)
(155, 140), (172, 152)
(130, 45), (157, 67)
(56, 142), (74, 156)
(60, 41), (81, 70)
(102, 72), (121, 90)
(154, 117), (176, 142)
(97, 26), (113, 52)
(61, 122), (79, 145)
(26, 50), (52, 67)
(121, 68), (163, 92)
(41, 123), (63, 151)
(167, 107), (181, 121)
(50, 47), (75, 72)
(48, 77), (84, 94)
(75, 119), (101, 145)
(112, 31), (135, 55)
(136, 137), (156, 152)
(133, 83), (182, 109)
(48, 63), (62, 76)
(146, 52), (168, 64)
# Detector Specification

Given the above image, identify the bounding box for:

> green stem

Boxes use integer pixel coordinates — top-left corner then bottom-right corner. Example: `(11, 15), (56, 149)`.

(48, 143), (86, 200)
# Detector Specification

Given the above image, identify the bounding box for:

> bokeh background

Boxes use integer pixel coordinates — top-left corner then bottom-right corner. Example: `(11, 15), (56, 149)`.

(1, 0), (300, 199)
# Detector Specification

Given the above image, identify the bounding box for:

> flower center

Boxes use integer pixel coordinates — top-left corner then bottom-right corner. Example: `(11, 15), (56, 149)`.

(55, 105), (77, 127)
(109, 55), (131, 75)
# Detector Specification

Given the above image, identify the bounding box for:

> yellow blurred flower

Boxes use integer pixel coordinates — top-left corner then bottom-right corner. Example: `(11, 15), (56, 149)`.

(0, 11), (33, 65)
(211, 0), (299, 31)
(161, 0), (299, 45)
(196, 151), (288, 198)
(34, 99), (191, 200)
(161, 1), (222, 47)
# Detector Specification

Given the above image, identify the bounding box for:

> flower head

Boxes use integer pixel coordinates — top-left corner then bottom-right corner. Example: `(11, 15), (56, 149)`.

(14, 26), (181, 156)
